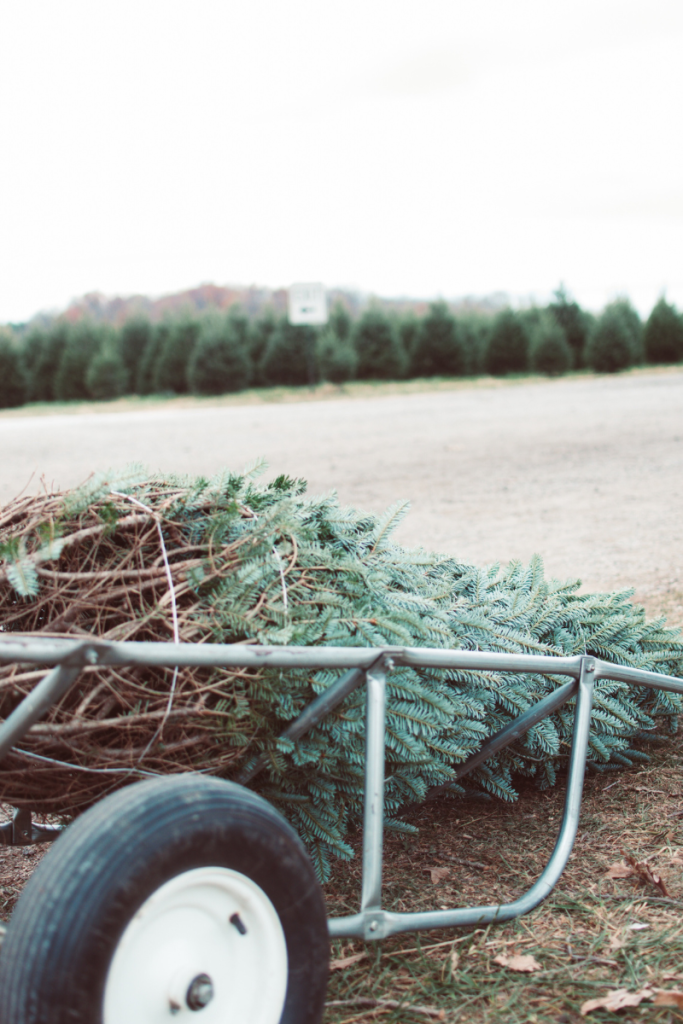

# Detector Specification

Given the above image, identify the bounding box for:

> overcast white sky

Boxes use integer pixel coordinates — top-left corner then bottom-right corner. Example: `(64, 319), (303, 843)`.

(1, 0), (682, 323)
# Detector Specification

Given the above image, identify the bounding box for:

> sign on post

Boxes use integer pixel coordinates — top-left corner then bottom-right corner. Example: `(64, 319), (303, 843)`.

(288, 283), (328, 326)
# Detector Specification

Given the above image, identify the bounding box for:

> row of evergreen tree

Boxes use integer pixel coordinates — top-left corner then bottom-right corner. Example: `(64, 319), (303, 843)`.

(1, 291), (682, 409)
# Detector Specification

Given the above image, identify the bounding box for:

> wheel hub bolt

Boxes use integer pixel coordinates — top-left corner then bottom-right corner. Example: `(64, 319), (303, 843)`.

(229, 912), (248, 935)
(186, 974), (214, 1011)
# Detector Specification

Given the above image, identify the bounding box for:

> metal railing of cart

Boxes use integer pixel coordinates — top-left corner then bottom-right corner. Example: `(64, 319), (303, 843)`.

(0, 636), (682, 941)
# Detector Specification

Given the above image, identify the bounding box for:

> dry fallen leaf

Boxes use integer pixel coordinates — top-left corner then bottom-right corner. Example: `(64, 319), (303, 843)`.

(329, 952), (367, 971)
(607, 933), (625, 952)
(493, 953), (542, 973)
(450, 950), (459, 972)
(623, 851), (670, 897)
(604, 861), (634, 880)
(654, 989), (683, 1008)
(428, 866), (451, 885)
(581, 987), (654, 1015)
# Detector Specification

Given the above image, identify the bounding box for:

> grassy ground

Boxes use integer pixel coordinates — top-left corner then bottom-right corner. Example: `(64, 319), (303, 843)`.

(1, 364), (682, 421)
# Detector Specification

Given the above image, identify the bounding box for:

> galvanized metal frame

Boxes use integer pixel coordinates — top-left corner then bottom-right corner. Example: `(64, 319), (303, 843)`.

(1, 637), (682, 940)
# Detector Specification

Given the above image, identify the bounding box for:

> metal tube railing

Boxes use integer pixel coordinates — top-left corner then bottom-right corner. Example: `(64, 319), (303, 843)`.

(0, 663), (83, 762)
(360, 661), (387, 913)
(330, 657), (597, 940)
(237, 664), (372, 785)
(0, 637), (681, 940)
(426, 676), (579, 801)
(0, 638), (584, 675)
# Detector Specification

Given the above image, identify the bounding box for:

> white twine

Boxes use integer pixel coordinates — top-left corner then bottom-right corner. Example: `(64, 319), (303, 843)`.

(271, 544), (289, 613)
(242, 504), (289, 615)
(110, 491), (179, 725)
(93, 492), (287, 771)
(15, 747), (161, 778)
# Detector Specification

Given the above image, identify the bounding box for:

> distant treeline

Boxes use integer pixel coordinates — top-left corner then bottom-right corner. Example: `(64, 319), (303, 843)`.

(1, 290), (683, 409)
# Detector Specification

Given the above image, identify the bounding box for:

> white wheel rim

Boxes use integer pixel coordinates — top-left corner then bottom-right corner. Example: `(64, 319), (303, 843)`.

(103, 866), (288, 1023)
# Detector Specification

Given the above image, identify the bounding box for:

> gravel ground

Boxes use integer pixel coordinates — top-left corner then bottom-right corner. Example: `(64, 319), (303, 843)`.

(1, 366), (682, 625)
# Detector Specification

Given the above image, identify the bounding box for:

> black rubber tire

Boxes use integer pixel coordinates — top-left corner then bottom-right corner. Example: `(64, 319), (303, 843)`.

(0, 775), (329, 1024)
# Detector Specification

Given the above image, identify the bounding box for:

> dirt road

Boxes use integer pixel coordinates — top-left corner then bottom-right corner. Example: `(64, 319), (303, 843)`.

(1, 368), (682, 623)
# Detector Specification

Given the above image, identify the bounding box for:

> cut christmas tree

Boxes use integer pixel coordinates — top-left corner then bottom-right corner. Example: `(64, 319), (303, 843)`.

(1, 465), (681, 878)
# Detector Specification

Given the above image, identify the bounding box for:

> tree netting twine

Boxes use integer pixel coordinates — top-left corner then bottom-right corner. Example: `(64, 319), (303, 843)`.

(1, 466), (682, 878)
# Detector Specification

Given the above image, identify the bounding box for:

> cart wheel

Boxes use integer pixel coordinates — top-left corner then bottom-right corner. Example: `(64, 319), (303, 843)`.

(0, 776), (329, 1024)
